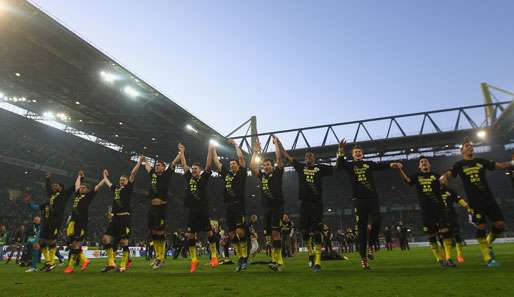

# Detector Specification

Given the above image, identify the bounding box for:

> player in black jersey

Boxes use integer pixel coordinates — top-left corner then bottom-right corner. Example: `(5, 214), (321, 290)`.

(99, 156), (143, 272)
(25, 172), (74, 272)
(281, 143), (334, 272)
(64, 170), (107, 274)
(143, 150), (182, 269)
(250, 136), (285, 271)
(439, 185), (471, 263)
(440, 140), (514, 267)
(178, 143), (219, 272)
(336, 139), (397, 270)
(211, 139), (249, 272)
(394, 158), (468, 267)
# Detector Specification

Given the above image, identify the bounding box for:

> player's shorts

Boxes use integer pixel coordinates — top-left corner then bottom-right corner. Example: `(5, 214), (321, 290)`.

(469, 198), (505, 225)
(186, 208), (211, 233)
(225, 204), (245, 231)
(300, 201), (323, 233)
(105, 214), (131, 240)
(421, 205), (440, 234)
(353, 198), (381, 226)
(264, 204), (284, 235)
(40, 218), (61, 241)
(148, 204), (167, 231)
(66, 220), (87, 242)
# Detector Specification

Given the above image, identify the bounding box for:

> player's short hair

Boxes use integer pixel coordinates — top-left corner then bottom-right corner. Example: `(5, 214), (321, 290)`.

(229, 158), (240, 165)
(418, 155), (430, 162)
(120, 175), (128, 179)
(191, 162), (203, 169)
(155, 160), (166, 166)
(352, 145), (363, 151)
(461, 137), (472, 147)
(262, 158), (273, 164)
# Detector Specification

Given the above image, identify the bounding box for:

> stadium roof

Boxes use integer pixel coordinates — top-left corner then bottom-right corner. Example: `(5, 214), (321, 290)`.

(0, 0), (224, 161)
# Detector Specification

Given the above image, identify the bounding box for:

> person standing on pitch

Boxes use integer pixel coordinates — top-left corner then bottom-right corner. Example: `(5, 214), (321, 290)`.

(178, 143), (220, 272)
(281, 142), (334, 272)
(440, 139), (514, 267)
(250, 136), (285, 271)
(99, 155), (143, 272)
(392, 158), (464, 267)
(25, 172), (74, 272)
(336, 139), (398, 270)
(211, 139), (249, 272)
(64, 170), (106, 273)
(143, 150), (182, 270)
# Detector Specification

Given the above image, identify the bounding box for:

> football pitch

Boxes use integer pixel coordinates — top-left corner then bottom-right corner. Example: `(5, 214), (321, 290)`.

(2, 244), (513, 297)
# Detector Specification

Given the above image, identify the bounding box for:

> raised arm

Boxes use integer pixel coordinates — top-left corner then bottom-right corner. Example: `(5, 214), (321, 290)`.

(102, 169), (113, 188)
(178, 143), (189, 172)
(170, 149), (182, 169)
(75, 170), (84, 192)
(335, 139), (348, 170)
(205, 143), (213, 171)
(127, 155), (144, 183)
(143, 156), (152, 173)
(210, 143), (223, 171)
(94, 170), (109, 192)
(250, 141), (261, 177)
(278, 139), (294, 164)
(228, 139), (246, 168)
(273, 136), (284, 169)
(392, 163), (412, 184)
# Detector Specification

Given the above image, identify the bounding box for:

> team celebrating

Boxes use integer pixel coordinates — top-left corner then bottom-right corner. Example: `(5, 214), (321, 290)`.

(19, 135), (514, 273)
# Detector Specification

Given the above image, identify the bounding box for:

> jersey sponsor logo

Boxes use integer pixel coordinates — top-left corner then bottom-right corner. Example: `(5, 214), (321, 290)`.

(151, 173), (158, 192)
(417, 175), (437, 194)
(189, 177), (201, 200)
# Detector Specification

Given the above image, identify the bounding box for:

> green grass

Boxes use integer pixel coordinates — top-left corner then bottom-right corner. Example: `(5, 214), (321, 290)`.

(2, 244), (513, 297)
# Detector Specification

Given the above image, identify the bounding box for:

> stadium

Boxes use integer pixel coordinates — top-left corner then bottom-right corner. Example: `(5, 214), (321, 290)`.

(1, 1), (514, 296)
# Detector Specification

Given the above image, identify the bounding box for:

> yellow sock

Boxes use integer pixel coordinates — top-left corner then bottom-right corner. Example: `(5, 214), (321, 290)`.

(275, 248), (284, 265)
(486, 233), (496, 246)
(240, 241), (248, 258)
(41, 247), (49, 264)
(456, 242), (464, 258)
(430, 242), (441, 262)
(443, 239), (453, 261)
(314, 244), (322, 266)
(106, 248), (115, 266)
(79, 251), (88, 265)
(67, 253), (76, 268)
(307, 238), (313, 257)
(209, 242), (217, 259)
(48, 247), (56, 265)
(189, 246), (198, 263)
(120, 249), (129, 268)
(158, 241), (165, 260)
(271, 248), (277, 263)
(478, 238), (491, 263)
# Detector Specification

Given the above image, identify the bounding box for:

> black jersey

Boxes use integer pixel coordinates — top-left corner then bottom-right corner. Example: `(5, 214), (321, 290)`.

(336, 154), (390, 199)
(110, 181), (134, 214)
(440, 188), (464, 214)
(184, 170), (211, 209)
(292, 159), (333, 203)
(45, 178), (73, 221)
(70, 191), (97, 222)
(450, 158), (496, 202)
(258, 167), (284, 207)
(148, 166), (174, 201)
(220, 165), (247, 205)
(408, 172), (441, 210)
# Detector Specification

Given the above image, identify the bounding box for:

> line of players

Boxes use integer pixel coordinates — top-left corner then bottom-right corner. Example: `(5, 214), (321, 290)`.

(26, 135), (513, 273)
